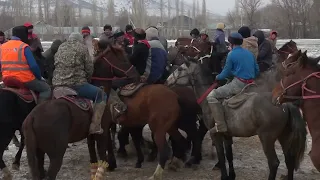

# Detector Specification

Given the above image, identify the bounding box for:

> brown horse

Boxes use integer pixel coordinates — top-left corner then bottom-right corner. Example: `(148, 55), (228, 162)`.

(22, 43), (139, 180)
(272, 50), (320, 172)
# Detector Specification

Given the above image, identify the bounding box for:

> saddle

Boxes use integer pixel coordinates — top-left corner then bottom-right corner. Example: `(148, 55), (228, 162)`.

(119, 83), (146, 97)
(1, 77), (38, 104)
(53, 87), (92, 111)
(223, 83), (258, 109)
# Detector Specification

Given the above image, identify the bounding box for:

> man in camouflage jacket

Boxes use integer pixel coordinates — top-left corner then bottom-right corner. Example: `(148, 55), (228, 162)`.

(53, 32), (107, 134)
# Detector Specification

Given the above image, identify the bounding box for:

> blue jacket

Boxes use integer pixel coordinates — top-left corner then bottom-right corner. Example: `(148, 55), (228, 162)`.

(145, 39), (167, 83)
(1, 36), (41, 80)
(216, 46), (259, 81)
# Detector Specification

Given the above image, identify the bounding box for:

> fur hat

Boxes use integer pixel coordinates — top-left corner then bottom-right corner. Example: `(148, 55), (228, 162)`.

(69, 32), (83, 42)
(103, 24), (112, 31)
(216, 23), (226, 30)
(145, 26), (159, 40)
(238, 26), (251, 38)
(134, 28), (146, 40)
(12, 26), (28, 44)
(81, 26), (91, 34)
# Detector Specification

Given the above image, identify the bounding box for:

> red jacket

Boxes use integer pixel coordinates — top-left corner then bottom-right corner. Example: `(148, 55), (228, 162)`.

(124, 33), (134, 45)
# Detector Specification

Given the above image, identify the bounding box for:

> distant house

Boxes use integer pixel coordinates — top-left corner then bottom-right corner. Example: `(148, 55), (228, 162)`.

(160, 15), (203, 39)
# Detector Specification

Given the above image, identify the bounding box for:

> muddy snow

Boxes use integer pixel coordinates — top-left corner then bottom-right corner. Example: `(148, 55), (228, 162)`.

(2, 130), (319, 180)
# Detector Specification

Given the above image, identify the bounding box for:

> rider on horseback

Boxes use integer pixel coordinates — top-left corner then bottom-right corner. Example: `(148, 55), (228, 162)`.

(0, 25), (51, 104)
(53, 32), (107, 134)
(206, 32), (259, 134)
(200, 29), (209, 42)
(190, 28), (200, 40)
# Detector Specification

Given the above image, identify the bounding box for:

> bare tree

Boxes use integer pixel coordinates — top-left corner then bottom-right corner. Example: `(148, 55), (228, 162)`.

(239, 0), (262, 28)
(38, 0), (44, 21)
(201, 0), (206, 27)
(180, 0), (185, 35)
(42, 0), (50, 22)
(226, 10), (237, 29)
(192, 0), (196, 27)
(107, 0), (115, 26)
(131, 0), (149, 28)
(175, 0), (180, 36)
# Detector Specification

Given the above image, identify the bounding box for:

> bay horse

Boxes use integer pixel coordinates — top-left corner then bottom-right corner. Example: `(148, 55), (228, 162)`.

(166, 58), (307, 180)
(272, 50), (320, 172)
(22, 43), (139, 180)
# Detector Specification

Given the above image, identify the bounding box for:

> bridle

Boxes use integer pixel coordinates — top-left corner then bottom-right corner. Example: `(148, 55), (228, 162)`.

(278, 44), (298, 70)
(91, 56), (134, 82)
(174, 39), (213, 64)
(278, 71), (320, 102)
(281, 53), (299, 70)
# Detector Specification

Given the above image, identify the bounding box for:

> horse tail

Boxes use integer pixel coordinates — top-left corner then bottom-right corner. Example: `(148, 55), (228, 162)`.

(23, 112), (39, 178)
(283, 103), (307, 170)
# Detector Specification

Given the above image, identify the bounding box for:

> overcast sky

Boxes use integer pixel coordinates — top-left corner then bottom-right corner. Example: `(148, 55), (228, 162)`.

(184, 0), (271, 15)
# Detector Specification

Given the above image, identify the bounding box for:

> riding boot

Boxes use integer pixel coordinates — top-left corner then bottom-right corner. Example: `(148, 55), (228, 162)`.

(208, 102), (227, 134)
(89, 102), (106, 134)
(109, 90), (127, 121)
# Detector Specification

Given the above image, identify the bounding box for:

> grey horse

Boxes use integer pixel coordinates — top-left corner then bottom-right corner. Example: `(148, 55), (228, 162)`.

(165, 59), (307, 180)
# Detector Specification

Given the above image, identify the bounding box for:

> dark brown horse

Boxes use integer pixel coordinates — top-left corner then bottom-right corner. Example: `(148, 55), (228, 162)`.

(22, 44), (139, 180)
(272, 50), (320, 172)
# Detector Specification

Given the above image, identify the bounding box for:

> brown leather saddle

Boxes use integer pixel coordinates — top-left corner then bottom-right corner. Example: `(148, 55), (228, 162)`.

(53, 87), (92, 111)
(1, 77), (38, 103)
(119, 83), (146, 97)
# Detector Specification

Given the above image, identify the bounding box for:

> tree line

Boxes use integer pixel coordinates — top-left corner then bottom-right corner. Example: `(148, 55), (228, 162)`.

(227, 0), (320, 38)
(0, 0), (210, 37)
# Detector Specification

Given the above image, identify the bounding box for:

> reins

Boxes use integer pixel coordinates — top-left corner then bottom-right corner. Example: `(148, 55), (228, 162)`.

(280, 71), (320, 100)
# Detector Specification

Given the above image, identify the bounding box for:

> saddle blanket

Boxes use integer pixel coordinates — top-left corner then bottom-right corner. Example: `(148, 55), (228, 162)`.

(223, 92), (257, 109)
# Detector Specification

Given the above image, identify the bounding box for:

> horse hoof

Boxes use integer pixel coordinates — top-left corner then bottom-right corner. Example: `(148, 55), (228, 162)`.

(12, 163), (20, 170)
(135, 163), (142, 168)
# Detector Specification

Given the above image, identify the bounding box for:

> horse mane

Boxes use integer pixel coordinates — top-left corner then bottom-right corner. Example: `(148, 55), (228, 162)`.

(279, 40), (296, 51)
(301, 54), (320, 71)
(94, 40), (129, 62)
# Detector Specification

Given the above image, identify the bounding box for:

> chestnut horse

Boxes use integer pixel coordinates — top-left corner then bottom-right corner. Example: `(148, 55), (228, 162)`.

(22, 44), (139, 180)
(272, 50), (320, 172)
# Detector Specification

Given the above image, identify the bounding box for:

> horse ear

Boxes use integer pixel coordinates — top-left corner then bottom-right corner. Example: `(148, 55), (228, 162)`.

(303, 50), (307, 55)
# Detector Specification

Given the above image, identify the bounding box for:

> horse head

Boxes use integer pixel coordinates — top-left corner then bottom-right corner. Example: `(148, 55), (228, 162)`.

(92, 40), (140, 86)
(277, 40), (298, 62)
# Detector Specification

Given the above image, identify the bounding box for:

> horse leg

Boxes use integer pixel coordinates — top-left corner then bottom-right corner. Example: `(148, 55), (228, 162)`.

(46, 137), (68, 179)
(224, 136), (235, 180)
(147, 132), (158, 162)
(259, 134), (279, 180)
(12, 133), (25, 170)
(36, 148), (46, 179)
(95, 134), (110, 180)
(87, 135), (98, 179)
(185, 123), (202, 167)
(110, 123), (117, 150)
(212, 134), (228, 180)
(130, 126), (145, 168)
(198, 118), (208, 159)
(278, 135), (294, 180)
(106, 126), (117, 171)
(12, 133), (20, 148)
(0, 125), (16, 180)
(149, 131), (170, 180)
(167, 128), (188, 171)
(117, 126), (129, 158)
